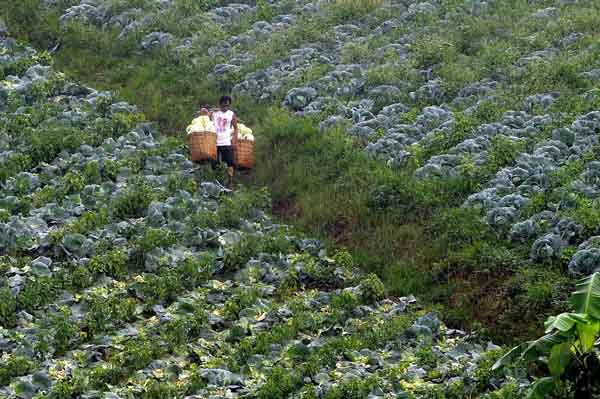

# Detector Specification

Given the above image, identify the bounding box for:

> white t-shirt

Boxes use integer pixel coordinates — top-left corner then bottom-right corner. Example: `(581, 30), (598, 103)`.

(213, 110), (235, 146)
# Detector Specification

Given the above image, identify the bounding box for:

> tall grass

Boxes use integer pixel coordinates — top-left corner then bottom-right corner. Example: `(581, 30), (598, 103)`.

(328, 0), (384, 23)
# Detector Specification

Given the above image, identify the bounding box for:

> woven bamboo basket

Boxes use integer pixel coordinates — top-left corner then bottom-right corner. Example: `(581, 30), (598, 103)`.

(189, 131), (217, 162)
(235, 139), (255, 169)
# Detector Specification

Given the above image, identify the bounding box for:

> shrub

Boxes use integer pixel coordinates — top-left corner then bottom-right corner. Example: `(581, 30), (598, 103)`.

(223, 287), (260, 320)
(48, 307), (78, 356)
(141, 380), (180, 399)
(111, 182), (155, 219)
(65, 208), (110, 235)
(261, 230), (294, 254)
(256, 0), (274, 22)
(61, 171), (85, 195)
(179, 254), (213, 289)
(137, 228), (177, 254)
(89, 249), (128, 277)
(0, 286), (17, 327)
(112, 111), (145, 136)
(480, 135), (526, 177)
(333, 249), (355, 270)
(328, 0), (384, 23)
(359, 273), (385, 304)
(117, 335), (160, 370)
(413, 34), (457, 69)
(18, 276), (57, 313)
(0, 154), (32, 182)
(331, 290), (360, 316)
(340, 42), (371, 64)
(84, 293), (136, 337)
(82, 160), (102, 184)
(223, 237), (259, 274)
(136, 268), (182, 305)
(0, 355), (34, 386)
(258, 366), (302, 399)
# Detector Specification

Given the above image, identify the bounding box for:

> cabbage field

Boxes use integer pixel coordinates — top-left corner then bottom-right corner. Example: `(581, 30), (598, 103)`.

(0, 38), (528, 398)
(3, 0), (600, 397)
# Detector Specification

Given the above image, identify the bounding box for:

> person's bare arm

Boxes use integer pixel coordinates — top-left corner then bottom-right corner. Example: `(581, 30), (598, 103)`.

(232, 114), (239, 146)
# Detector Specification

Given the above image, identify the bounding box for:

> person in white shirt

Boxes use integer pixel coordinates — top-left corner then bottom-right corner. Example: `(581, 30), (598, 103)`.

(212, 95), (238, 187)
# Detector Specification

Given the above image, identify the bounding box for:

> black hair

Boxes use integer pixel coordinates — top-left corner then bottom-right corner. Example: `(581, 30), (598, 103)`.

(219, 95), (232, 105)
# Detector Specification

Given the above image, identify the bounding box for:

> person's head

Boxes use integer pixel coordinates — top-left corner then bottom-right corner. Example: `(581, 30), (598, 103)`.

(219, 95), (232, 112)
(199, 107), (209, 116)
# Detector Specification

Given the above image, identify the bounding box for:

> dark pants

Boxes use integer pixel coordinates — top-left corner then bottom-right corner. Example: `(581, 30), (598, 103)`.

(217, 146), (235, 168)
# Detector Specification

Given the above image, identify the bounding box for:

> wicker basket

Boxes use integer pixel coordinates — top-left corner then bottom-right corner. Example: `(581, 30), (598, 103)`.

(189, 131), (217, 162)
(235, 139), (255, 169)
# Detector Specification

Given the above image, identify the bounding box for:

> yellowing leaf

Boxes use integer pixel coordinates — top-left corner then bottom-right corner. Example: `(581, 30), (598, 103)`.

(152, 369), (164, 379)
(255, 313), (266, 321)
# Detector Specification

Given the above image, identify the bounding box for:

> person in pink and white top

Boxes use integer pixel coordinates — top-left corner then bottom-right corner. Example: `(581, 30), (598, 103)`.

(211, 95), (238, 187)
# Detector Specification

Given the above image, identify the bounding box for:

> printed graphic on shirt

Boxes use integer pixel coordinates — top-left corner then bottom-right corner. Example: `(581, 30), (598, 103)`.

(215, 115), (229, 133)
(214, 111), (234, 146)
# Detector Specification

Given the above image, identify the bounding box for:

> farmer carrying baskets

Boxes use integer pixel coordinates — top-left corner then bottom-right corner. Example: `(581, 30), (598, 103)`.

(212, 95), (238, 187)
(187, 95), (254, 188)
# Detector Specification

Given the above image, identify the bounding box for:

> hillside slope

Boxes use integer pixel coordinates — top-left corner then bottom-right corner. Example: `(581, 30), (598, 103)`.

(4, 0), (600, 351)
(0, 37), (531, 399)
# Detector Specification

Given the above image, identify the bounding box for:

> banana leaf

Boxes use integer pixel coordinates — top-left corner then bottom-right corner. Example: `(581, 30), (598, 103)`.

(570, 272), (600, 319)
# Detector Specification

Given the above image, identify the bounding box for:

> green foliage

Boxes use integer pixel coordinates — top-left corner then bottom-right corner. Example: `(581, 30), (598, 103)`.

(69, 264), (94, 290)
(481, 135), (526, 177)
(223, 287), (260, 320)
(117, 335), (161, 370)
(48, 307), (79, 356)
(322, 376), (379, 399)
(111, 181), (155, 219)
(87, 363), (123, 389)
(0, 286), (17, 327)
(0, 355), (35, 386)
(0, 154), (32, 182)
(223, 236), (259, 273)
(141, 379), (180, 399)
(84, 292), (137, 337)
(18, 276), (57, 313)
(111, 112), (146, 136)
(64, 208), (110, 235)
(258, 366), (302, 399)
(359, 273), (385, 304)
(137, 228), (177, 254)
(564, 194), (600, 235)
(172, 0), (218, 16)
(62, 171), (85, 195)
(420, 113), (478, 161)
(333, 249), (355, 270)
(327, 0), (384, 23)
(179, 254), (213, 289)
(216, 187), (271, 228)
(413, 34), (457, 69)
(160, 315), (206, 352)
(261, 229), (294, 254)
(494, 273), (600, 397)
(331, 290), (360, 315)
(136, 267), (182, 305)
(89, 249), (128, 277)
(340, 42), (371, 64)
(256, 0), (274, 22)
(0, 0), (64, 50)
(82, 160), (102, 184)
